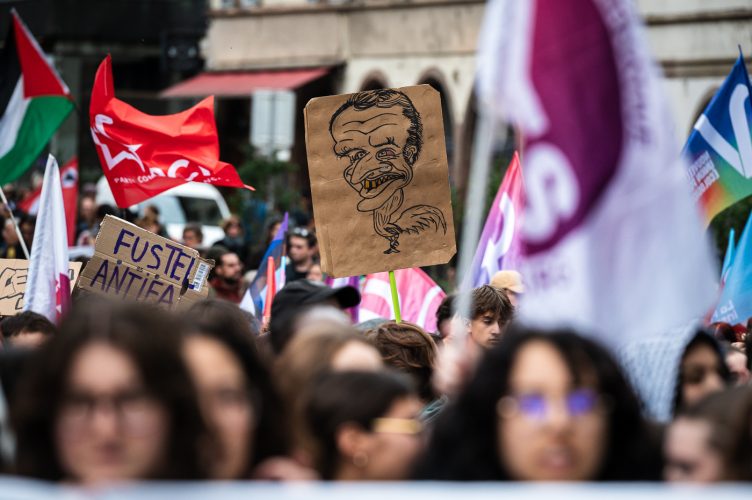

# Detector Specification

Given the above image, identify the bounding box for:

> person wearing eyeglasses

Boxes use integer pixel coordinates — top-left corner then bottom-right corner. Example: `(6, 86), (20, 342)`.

(11, 300), (211, 484)
(285, 228), (317, 283)
(415, 328), (663, 481)
(304, 370), (424, 480)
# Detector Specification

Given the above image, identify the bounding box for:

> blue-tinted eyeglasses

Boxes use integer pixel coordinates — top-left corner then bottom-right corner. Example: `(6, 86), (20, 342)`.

(496, 388), (601, 421)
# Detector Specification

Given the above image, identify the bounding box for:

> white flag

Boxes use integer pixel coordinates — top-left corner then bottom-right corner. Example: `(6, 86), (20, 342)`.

(476, 0), (716, 347)
(25, 154), (71, 322)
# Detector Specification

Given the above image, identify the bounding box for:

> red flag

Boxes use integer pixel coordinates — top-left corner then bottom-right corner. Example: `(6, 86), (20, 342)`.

(359, 267), (445, 332)
(18, 156), (79, 246)
(17, 184), (41, 214)
(60, 157), (78, 246)
(89, 55), (252, 208)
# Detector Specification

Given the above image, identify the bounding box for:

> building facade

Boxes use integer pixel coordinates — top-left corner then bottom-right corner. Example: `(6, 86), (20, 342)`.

(192, 0), (752, 192)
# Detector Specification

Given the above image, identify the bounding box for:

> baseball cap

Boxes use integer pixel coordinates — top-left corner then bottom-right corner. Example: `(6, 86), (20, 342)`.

(490, 270), (525, 294)
(271, 279), (360, 318)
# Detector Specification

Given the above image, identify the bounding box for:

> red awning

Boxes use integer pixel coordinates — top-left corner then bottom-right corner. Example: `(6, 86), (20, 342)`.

(160, 67), (330, 98)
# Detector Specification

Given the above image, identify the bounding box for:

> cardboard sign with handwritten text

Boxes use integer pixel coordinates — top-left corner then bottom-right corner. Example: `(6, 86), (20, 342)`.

(77, 215), (213, 310)
(0, 260), (82, 316)
(304, 85), (456, 277)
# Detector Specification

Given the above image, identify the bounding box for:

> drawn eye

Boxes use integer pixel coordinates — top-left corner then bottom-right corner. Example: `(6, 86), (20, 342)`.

(377, 148), (397, 160)
(349, 150), (367, 163)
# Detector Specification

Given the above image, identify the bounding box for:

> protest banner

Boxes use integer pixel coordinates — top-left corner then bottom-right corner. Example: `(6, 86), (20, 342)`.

(77, 215), (213, 310)
(304, 85), (456, 278)
(0, 259), (81, 316)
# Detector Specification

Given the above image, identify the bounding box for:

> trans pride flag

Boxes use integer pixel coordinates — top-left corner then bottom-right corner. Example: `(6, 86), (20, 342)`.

(682, 54), (752, 224)
(240, 213), (288, 317)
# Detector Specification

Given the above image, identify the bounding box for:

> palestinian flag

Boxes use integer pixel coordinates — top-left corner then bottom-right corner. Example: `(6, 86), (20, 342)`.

(0, 11), (73, 185)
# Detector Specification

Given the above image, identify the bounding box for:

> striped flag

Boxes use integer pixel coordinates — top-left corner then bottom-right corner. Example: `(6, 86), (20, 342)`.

(24, 155), (70, 322)
(359, 267), (445, 332)
(0, 11), (73, 185)
(240, 213), (288, 316)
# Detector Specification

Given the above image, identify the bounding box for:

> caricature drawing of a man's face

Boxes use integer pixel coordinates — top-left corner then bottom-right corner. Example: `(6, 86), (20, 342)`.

(327, 89), (445, 255)
(331, 96), (419, 212)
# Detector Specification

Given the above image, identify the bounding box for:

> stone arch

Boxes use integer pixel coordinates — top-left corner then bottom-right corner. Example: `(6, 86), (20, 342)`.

(417, 69), (455, 168)
(358, 71), (390, 92)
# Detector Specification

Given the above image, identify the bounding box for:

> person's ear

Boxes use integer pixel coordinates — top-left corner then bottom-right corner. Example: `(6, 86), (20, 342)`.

(336, 422), (371, 463)
(404, 144), (418, 164)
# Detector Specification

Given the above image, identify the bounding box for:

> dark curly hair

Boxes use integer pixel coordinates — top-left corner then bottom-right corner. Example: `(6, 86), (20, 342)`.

(185, 299), (289, 472)
(11, 299), (210, 481)
(414, 326), (662, 480)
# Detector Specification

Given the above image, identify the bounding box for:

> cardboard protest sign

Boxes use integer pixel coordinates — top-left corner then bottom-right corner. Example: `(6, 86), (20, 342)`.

(77, 215), (213, 309)
(305, 85), (456, 277)
(0, 259), (82, 316)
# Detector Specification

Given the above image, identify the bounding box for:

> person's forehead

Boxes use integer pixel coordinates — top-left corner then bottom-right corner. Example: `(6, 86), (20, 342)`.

(332, 106), (411, 138)
(473, 310), (500, 321)
(289, 235), (309, 246)
(222, 253), (240, 265)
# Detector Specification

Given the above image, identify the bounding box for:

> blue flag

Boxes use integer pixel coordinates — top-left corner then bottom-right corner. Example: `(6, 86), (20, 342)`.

(720, 227), (736, 284)
(713, 211), (752, 324)
(240, 213), (288, 316)
(682, 52), (752, 223)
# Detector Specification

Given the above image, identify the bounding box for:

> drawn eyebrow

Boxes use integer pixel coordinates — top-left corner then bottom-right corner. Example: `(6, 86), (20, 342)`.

(343, 123), (399, 135)
(341, 112), (399, 126)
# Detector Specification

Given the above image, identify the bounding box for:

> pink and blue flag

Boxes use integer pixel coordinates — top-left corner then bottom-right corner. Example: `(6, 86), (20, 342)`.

(240, 213), (288, 316)
(467, 152), (525, 287)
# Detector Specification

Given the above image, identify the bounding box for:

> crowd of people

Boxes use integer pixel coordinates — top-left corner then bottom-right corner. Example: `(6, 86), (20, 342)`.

(0, 190), (751, 486)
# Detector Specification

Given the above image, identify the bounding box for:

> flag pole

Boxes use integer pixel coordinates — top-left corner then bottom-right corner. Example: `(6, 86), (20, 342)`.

(0, 187), (30, 260)
(453, 110), (502, 339)
(389, 270), (402, 323)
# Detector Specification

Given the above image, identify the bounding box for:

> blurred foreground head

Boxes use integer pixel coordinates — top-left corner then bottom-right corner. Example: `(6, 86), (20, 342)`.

(665, 386), (752, 483)
(305, 370), (423, 481)
(12, 299), (209, 484)
(415, 327), (662, 481)
(183, 299), (286, 479)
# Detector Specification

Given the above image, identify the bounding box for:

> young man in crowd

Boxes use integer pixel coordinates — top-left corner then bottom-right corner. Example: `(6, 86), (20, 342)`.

(466, 285), (514, 349)
(285, 228), (317, 283)
(206, 246), (244, 304)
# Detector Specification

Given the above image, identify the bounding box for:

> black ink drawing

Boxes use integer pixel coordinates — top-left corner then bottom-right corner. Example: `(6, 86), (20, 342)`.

(0, 266), (27, 312)
(330, 89), (447, 254)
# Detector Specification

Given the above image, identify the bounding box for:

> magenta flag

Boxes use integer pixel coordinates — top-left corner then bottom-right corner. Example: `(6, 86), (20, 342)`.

(467, 152), (525, 287)
(359, 268), (445, 332)
(476, 0), (715, 346)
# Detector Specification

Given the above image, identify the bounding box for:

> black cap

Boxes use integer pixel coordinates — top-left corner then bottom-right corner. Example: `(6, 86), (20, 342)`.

(269, 279), (361, 354)
(271, 279), (360, 318)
